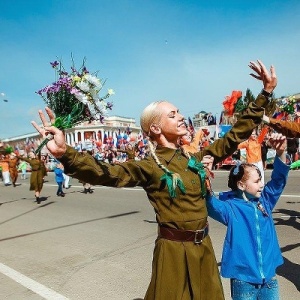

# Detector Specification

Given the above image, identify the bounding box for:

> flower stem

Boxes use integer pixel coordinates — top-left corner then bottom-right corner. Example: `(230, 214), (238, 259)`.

(35, 134), (54, 154)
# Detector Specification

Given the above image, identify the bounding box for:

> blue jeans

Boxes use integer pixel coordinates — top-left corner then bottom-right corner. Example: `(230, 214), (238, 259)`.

(231, 278), (279, 300)
(56, 182), (63, 195)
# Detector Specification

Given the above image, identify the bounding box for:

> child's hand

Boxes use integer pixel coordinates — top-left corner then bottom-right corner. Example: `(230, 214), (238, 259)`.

(267, 132), (287, 158)
(201, 155), (215, 196)
(201, 155), (214, 171)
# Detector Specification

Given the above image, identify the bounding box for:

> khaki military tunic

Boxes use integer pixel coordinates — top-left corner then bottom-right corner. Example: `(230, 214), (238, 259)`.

(269, 117), (300, 138)
(20, 157), (44, 191)
(59, 96), (268, 300)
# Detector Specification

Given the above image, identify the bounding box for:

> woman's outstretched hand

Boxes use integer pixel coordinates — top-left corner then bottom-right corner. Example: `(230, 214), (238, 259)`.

(248, 59), (277, 94)
(31, 107), (67, 158)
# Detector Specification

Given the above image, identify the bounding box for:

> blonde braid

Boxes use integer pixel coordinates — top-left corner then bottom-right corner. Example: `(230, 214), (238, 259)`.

(180, 146), (191, 160)
(148, 140), (186, 198)
(147, 140), (169, 173)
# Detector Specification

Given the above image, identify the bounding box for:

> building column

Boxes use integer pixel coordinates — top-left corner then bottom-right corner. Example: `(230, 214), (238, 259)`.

(66, 133), (70, 145)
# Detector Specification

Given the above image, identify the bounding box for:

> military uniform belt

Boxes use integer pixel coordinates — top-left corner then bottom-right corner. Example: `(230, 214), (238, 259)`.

(159, 223), (209, 245)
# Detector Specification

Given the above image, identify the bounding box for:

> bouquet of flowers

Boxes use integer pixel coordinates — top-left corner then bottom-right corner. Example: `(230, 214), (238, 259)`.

(35, 58), (114, 153)
(276, 95), (297, 115)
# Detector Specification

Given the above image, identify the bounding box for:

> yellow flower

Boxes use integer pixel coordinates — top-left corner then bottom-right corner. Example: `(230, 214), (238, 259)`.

(108, 89), (115, 95)
(72, 75), (81, 82)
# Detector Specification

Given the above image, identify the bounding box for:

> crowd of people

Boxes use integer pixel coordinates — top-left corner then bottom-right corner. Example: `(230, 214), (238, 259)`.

(1, 59), (299, 299)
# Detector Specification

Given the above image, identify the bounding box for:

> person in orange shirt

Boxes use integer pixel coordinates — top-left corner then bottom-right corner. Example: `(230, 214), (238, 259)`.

(1, 152), (19, 187)
(238, 129), (265, 184)
(201, 135), (210, 150)
(179, 128), (204, 153)
(0, 155), (11, 186)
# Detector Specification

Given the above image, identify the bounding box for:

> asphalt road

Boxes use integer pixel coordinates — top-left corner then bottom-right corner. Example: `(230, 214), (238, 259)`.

(0, 169), (299, 300)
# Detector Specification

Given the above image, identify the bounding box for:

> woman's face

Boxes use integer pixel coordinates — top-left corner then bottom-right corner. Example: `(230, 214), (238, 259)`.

(155, 102), (187, 140)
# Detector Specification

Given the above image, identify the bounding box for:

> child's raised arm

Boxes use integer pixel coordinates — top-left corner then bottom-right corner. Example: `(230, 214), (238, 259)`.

(267, 133), (288, 163)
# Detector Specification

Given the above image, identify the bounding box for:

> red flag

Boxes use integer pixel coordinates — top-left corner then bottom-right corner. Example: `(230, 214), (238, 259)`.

(222, 90), (242, 116)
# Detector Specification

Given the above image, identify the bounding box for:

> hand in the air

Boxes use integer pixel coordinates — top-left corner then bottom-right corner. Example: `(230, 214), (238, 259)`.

(31, 107), (67, 158)
(249, 59), (277, 93)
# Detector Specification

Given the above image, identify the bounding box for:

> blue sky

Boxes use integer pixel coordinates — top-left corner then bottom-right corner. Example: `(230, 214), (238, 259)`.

(1, 0), (300, 139)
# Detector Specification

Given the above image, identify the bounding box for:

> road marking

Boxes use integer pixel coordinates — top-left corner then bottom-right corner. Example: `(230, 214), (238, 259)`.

(43, 183), (144, 191)
(280, 194), (300, 198)
(0, 262), (68, 300)
(213, 192), (300, 198)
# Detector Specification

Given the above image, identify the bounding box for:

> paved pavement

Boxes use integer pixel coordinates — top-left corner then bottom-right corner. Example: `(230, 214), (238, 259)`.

(0, 169), (299, 299)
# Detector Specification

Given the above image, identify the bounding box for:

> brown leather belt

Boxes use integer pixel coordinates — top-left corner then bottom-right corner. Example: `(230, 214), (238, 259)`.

(159, 223), (209, 245)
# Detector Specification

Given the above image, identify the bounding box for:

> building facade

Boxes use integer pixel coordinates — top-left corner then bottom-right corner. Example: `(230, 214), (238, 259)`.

(2, 116), (142, 155)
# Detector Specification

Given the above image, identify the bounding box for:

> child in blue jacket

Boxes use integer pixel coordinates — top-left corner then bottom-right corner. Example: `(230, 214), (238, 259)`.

(203, 133), (290, 300)
(54, 163), (65, 197)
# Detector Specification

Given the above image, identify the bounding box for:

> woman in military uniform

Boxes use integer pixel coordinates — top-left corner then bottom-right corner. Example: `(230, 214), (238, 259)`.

(7, 153), (19, 187)
(18, 152), (45, 204)
(31, 60), (276, 300)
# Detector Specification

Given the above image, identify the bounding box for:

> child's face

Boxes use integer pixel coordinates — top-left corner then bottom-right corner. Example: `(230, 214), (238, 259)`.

(181, 132), (192, 144)
(249, 132), (257, 141)
(241, 168), (264, 199)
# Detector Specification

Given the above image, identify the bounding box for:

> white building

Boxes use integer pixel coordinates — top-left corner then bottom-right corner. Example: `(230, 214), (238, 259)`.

(2, 115), (142, 154)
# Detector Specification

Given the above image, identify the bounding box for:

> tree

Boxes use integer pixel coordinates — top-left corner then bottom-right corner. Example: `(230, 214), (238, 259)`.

(234, 88), (255, 114)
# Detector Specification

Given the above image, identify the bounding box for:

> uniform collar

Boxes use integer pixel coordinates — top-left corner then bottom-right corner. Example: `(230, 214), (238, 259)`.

(155, 146), (181, 163)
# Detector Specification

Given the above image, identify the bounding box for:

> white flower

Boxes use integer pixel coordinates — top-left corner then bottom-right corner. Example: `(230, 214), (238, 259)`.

(84, 74), (102, 89)
(90, 89), (99, 101)
(76, 81), (90, 92)
(95, 100), (108, 114)
(75, 92), (89, 104)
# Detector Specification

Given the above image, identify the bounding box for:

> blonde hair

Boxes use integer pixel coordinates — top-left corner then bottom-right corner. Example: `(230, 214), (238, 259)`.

(140, 101), (190, 198)
(140, 101), (167, 138)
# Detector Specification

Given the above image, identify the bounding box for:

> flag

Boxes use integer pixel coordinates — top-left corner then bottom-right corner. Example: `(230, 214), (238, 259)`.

(219, 111), (224, 125)
(257, 126), (269, 144)
(187, 117), (195, 135)
(222, 90), (242, 116)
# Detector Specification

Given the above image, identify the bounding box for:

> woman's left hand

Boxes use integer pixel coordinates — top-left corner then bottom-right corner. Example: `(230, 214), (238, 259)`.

(248, 59), (277, 94)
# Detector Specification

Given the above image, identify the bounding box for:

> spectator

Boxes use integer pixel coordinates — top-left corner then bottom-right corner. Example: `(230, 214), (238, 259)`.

(1, 152), (19, 187)
(238, 129), (264, 184)
(54, 163), (65, 197)
(206, 112), (216, 125)
(18, 157), (28, 179)
(286, 137), (299, 162)
(0, 155), (11, 186)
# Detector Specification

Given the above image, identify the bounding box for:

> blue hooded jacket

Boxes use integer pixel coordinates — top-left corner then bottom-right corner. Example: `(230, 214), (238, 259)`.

(207, 156), (290, 284)
(54, 167), (64, 183)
